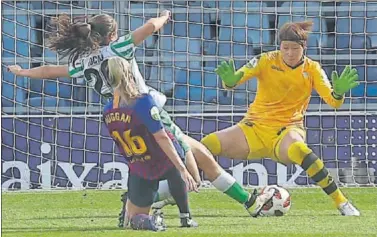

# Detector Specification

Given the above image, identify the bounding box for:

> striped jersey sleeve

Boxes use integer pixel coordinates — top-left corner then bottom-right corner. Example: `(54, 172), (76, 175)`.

(109, 34), (135, 60)
(68, 60), (84, 78)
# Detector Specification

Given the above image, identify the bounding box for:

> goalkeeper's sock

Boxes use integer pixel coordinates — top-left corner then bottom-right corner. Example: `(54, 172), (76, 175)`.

(211, 170), (249, 204)
(153, 180), (172, 202)
(288, 141), (347, 207)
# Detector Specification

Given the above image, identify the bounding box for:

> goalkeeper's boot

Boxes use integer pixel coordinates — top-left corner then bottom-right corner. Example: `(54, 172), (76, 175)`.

(338, 201), (360, 216)
(244, 188), (275, 218)
(151, 197), (176, 210)
(180, 213), (199, 228)
(118, 191), (129, 228)
(151, 209), (167, 231)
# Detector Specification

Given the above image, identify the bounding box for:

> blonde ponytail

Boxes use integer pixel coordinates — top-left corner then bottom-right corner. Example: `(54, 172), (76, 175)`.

(108, 57), (140, 103)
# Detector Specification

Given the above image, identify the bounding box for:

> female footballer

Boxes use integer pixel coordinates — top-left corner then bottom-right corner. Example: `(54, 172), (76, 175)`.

(104, 56), (198, 230)
(8, 12), (272, 219)
(202, 21), (360, 216)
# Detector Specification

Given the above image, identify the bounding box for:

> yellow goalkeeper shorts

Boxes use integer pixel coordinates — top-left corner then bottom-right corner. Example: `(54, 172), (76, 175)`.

(237, 120), (306, 162)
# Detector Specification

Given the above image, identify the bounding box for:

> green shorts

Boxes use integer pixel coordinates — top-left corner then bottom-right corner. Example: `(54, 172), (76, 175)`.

(159, 109), (190, 156)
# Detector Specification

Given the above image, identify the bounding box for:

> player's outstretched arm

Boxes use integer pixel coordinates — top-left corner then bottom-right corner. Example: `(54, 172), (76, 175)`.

(215, 56), (262, 89)
(313, 65), (359, 109)
(132, 10), (170, 46)
(7, 65), (69, 79)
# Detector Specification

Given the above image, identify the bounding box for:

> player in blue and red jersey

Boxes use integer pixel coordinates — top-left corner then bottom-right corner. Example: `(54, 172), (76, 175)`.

(103, 56), (198, 231)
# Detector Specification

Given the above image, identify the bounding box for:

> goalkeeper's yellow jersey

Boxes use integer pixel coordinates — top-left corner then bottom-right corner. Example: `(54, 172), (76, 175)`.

(228, 51), (344, 127)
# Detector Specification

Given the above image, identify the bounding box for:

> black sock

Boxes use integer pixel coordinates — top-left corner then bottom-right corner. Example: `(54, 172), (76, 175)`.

(164, 168), (190, 215)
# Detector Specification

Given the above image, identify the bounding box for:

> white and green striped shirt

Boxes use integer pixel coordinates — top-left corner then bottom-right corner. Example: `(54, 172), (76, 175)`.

(67, 34), (166, 107)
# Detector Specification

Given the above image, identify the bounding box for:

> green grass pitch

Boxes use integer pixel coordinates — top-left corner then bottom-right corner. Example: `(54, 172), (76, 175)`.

(2, 188), (377, 237)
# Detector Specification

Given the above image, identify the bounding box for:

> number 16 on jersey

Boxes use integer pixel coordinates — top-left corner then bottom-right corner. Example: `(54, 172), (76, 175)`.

(111, 130), (147, 156)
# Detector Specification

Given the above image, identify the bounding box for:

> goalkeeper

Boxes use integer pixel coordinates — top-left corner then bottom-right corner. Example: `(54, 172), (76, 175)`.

(202, 21), (360, 216)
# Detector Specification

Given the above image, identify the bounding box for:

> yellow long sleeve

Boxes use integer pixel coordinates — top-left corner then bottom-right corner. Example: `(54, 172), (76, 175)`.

(312, 65), (344, 109)
(222, 54), (264, 89)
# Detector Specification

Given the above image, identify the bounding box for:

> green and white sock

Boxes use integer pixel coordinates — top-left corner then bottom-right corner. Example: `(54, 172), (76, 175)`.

(211, 170), (249, 204)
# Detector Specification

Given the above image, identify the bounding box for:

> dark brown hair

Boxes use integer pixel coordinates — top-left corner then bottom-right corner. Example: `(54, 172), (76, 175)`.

(279, 21), (313, 44)
(48, 14), (117, 65)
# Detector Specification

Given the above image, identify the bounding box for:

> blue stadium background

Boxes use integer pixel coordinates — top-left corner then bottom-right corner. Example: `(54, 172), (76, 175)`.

(2, 1), (377, 109)
(1, 1), (377, 189)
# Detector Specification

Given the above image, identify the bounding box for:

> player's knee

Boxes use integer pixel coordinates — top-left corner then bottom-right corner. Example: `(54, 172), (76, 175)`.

(201, 133), (221, 156)
(287, 141), (313, 166)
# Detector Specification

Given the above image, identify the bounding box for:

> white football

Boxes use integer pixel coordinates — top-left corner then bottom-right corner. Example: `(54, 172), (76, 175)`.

(259, 185), (291, 217)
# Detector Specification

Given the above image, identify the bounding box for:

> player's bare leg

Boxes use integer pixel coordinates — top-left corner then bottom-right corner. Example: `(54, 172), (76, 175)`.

(278, 130), (360, 216)
(184, 134), (272, 216)
(202, 125), (250, 159)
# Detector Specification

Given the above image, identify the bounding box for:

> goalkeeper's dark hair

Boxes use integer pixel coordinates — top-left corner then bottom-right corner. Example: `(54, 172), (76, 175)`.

(48, 14), (117, 65)
(279, 21), (313, 45)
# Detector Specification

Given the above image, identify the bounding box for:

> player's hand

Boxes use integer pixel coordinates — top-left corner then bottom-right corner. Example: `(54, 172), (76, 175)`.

(331, 65), (359, 97)
(7, 65), (24, 76)
(214, 59), (243, 88)
(160, 10), (171, 22)
(181, 170), (199, 193)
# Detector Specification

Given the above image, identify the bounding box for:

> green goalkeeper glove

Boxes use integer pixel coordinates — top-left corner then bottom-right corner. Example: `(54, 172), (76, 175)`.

(214, 59), (244, 88)
(331, 65), (360, 98)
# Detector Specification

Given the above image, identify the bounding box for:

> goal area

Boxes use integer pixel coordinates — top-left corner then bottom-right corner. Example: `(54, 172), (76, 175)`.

(1, 1), (377, 191)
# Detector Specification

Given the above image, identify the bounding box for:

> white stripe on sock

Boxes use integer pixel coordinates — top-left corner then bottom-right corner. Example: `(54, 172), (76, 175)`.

(211, 170), (236, 192)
